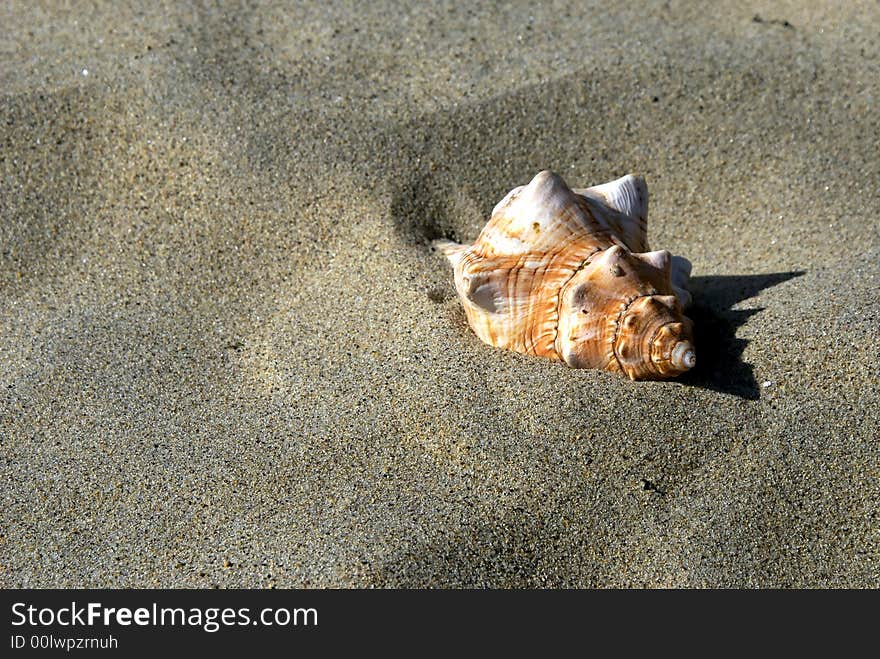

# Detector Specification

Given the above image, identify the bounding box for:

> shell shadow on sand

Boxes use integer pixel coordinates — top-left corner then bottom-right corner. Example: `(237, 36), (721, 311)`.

(681, 271), (805, 399)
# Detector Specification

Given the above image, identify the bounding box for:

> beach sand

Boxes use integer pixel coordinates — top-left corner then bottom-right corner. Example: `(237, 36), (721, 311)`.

(1, 1), (877, 587)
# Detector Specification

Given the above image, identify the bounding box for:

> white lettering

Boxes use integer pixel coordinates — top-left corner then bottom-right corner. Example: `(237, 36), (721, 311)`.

(71, 602), (86, 625)
(11, 603), (26, 626)
(292, 608), (318, 626)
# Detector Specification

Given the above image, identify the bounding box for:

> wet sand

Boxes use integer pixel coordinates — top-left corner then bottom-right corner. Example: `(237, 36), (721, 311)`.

(1, 1), (878, 587)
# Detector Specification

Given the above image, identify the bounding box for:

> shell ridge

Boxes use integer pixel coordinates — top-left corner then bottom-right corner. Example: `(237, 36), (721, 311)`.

(610, 293), (647, 376)
(506, 253), (530, 350)
(551, 246), (604, 359)
(524, 254), (559, 356)
(480, 171), (611, 255)
(576, 174), (648, 222)
(579, 194), (649, 252)
(542, 239), (606, 351)
(520, 256), (545, 355)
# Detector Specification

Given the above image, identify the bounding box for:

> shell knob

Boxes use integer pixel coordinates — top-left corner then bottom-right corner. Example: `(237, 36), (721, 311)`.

(671, 341), (696, 371)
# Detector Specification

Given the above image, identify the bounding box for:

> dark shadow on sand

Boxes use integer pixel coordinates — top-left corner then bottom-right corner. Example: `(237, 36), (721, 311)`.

(680, 271), (805, 399)
(390, 171), (465, 247)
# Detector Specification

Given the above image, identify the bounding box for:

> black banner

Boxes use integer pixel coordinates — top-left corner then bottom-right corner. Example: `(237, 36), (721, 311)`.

(0, 589), (872, 653)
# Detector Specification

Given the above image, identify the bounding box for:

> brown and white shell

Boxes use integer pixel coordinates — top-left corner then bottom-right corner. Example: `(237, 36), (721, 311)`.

(434, 170), (696, 380)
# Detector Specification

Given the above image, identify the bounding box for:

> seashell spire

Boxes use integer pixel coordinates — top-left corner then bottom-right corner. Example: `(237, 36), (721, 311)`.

(435, 171), (696, 380)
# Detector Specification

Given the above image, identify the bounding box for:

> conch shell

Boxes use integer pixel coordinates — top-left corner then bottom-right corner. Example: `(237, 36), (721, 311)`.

(434, 170), (695, 380)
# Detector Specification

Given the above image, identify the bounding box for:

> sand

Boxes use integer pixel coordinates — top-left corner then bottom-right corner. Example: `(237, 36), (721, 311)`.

(1, 1), (878, 587)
